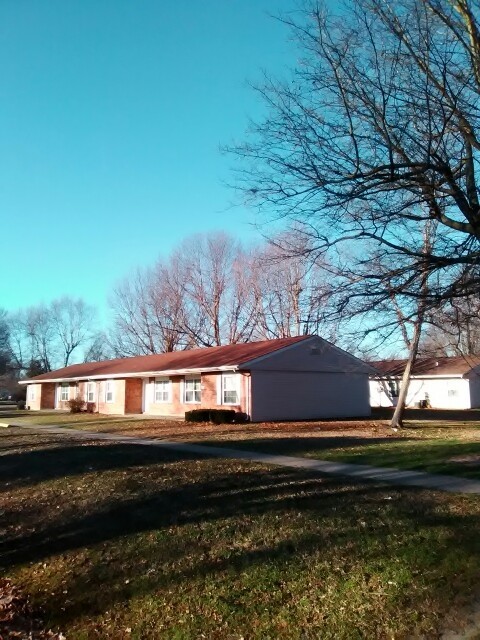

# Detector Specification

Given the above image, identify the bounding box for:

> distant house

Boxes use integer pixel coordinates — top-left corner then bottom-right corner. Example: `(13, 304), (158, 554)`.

(20, 335), (373, 422)
(370, 356), (480, 409)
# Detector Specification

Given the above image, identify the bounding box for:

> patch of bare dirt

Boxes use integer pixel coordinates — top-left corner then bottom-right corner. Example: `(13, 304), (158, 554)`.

(448, 454), (480, 466)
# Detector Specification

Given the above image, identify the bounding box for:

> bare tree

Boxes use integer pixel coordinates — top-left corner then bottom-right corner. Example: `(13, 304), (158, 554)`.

(109, 268), (173, 356)
(6, 311), (28, 373)
(252, 230), (334, 340)
(23, 305), (56, 372)
(169, 232), (259, 347)
(0, 309), (18, 399)
(108, 230), (337, 355)
(230, 0), (480, 303)
(151, 258), (191, 352)
(420, 296), (480, 356)
(50, 297), (97, 367)
(83, 332), (113, 362)
(0, 309), (10, 375)
(388, 222), (436, 427)
(228, 0), (480, 424)
(7, 298), (98, 372)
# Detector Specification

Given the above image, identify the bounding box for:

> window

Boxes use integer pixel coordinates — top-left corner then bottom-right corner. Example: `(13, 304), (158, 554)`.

(106, 380), (114, 403)
(221, 374), (239, 405)
(154, 378), (170, 403)
(184, 377), (201, 403)
(60, 383), (69, 401)
(28, 386), (36, 401)
(387, 380), (399, 397)
(87, 382), (95, 403)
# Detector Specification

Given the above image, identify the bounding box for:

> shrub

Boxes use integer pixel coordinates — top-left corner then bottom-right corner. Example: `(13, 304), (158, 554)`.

(86, 402), (96, 413)
(67, 398), (85, 413)
(185, 409), (236, 424)
(16, 400), (26, 410)
(11, 388), (27, 402)
(234, 411), (250, 424)
(185, 409), (211, 423)
(211, 409), (237, 424)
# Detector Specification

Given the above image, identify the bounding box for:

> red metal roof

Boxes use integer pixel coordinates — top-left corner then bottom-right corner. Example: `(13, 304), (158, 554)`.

(371, 356), (480, 377)
(26, 336), (310, 382)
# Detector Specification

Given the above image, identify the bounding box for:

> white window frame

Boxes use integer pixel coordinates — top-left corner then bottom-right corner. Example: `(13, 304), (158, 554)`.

(28, 385), (36, 401)
(86, 382), (96, 403)
(154, 377), (171, 403)
(184, 376), (201, 404)
(60, 383), (69, 402)
(221, 373), (239, 405)
(105, 380), (114, 403)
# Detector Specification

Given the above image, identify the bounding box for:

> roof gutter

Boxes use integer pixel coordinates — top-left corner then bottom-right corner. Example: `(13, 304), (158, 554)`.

(19, 365), (241, 385)
(371, 373), (465, 380)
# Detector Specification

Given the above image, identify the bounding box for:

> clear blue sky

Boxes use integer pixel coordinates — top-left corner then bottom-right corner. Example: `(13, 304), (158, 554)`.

(0, 0), (297, 319)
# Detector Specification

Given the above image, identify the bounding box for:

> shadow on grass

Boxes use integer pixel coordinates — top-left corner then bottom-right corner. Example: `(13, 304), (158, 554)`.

(2, 431), (480, 636)
(0, 434), (434, 572)
(194, 436), (480, 479)
(0, 435), (203, 491)
(0, 461), (366, 568)
(0, 433), (413, 496)
(372, 407), (480, 422)
(195, 435), (409, 456)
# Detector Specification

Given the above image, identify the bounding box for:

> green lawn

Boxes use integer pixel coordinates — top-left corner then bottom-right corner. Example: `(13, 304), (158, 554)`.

(198, 421), (480, 480)
(0, 409), (146, 425)
(2, 427), (480, 638)
(315, 437), (480, 479)
(9, 410), (480, 480)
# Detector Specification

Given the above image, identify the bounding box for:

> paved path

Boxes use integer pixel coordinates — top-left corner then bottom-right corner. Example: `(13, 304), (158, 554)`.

(4, 421), (480, 495)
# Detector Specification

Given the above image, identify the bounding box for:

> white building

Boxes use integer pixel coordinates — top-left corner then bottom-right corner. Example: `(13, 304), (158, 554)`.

(370, 356), (480, 409)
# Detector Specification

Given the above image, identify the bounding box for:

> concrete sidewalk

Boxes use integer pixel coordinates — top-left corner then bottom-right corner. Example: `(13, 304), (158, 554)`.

(4, 421), (480, 495)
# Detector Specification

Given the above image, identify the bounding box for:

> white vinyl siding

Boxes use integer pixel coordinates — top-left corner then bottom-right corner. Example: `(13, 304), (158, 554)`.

(105, 380), (114, 403)
(251, 371), (370, 421)
(370, 377), (470, 409)
(154, 378), (171, 403)
(184, 377), (201, 403)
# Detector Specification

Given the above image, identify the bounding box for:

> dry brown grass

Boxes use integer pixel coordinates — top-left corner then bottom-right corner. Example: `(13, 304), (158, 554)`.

(2, 427), (480, 638)
(8, 409), (394, 440)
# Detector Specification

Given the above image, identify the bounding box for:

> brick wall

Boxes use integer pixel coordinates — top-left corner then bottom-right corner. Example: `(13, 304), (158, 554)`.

(27, 371), (251, 418)
(145, 372), (249, 417)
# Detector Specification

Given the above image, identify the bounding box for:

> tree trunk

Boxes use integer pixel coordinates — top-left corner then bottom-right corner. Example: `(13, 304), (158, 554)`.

(389, 318), (423, 429)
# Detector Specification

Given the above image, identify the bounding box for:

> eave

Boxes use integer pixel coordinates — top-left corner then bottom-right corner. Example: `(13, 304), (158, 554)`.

(370, 373), (466, 380)
(19, 365), (244, 385)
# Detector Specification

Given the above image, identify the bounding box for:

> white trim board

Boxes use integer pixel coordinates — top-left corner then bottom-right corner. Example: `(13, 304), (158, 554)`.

(19, 366), (240, 385)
